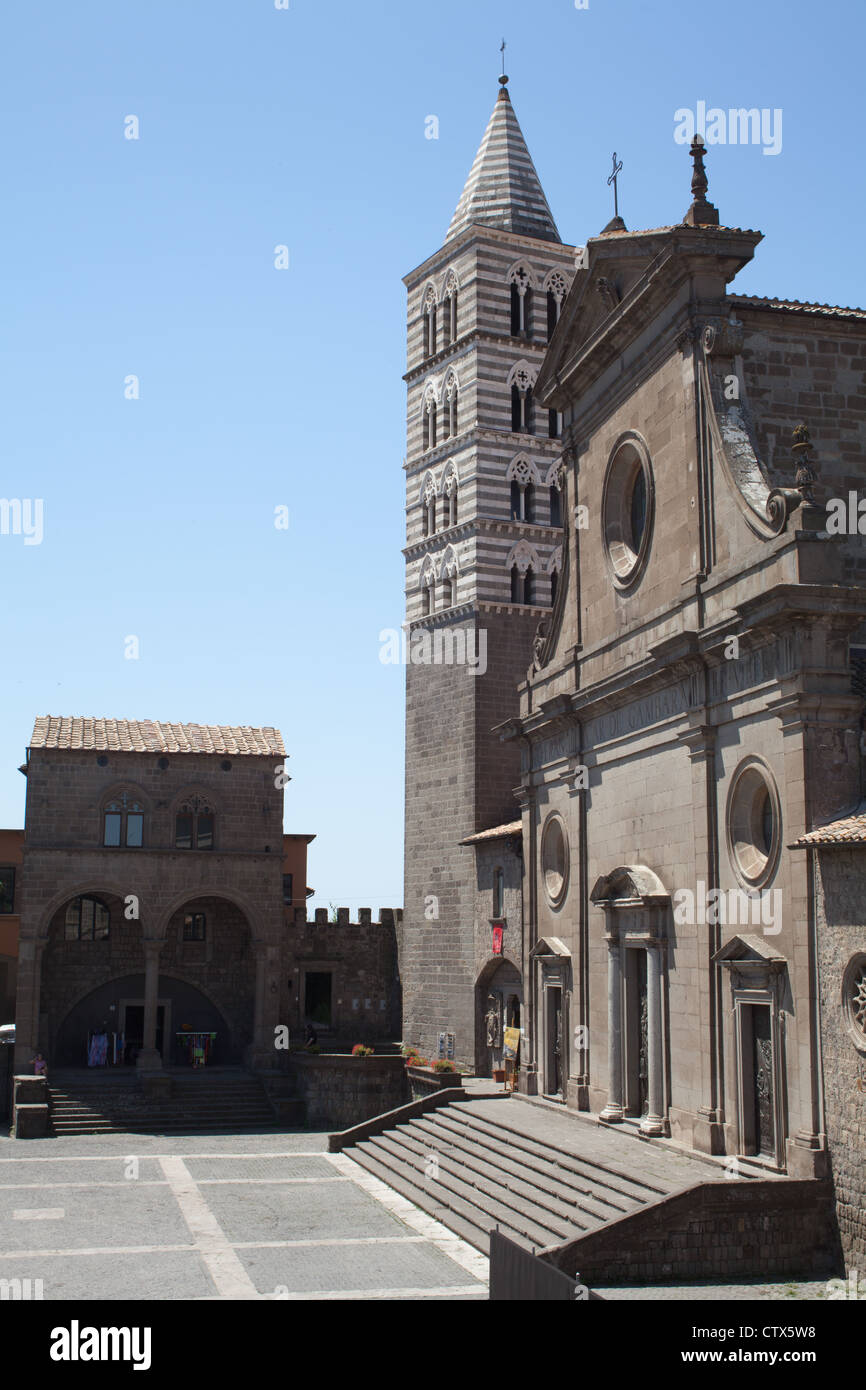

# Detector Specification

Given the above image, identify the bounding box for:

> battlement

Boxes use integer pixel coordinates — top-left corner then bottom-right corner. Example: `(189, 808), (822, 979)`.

(291, 907), (403, 928)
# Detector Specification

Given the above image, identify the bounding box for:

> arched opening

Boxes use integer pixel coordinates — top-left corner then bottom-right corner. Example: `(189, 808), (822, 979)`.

(475, 957), (522, 1077)
(53, 974), (235, 1068)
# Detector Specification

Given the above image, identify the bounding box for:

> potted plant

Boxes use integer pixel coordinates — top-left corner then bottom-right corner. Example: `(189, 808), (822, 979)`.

(351, 1043), (374, 1057)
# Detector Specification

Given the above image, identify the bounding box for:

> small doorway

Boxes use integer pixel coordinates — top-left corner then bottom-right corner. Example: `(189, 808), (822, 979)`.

(123, 1005), (165, 1061)
(624, 949), (648, 1120)
(746, 1004), (775, 1157)
(304, 972), (332, 1027)
(545, 986), (563, 1098)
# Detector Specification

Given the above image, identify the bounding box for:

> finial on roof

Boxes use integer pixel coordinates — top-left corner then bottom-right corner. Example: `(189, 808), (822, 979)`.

(600, 151), (627, 233)
(499, 38), (509, 96)
(683, 134), (719, 227)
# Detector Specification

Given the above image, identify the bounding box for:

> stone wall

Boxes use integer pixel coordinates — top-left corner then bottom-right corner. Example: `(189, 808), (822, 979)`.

(287, 1054), (408, 1129)
(282, 910), (401, 1043)
(546, 1179), (840, 1285)
(813, 849), (866, 1269)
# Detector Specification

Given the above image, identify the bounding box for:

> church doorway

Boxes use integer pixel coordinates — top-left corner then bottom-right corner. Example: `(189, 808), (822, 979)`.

(476, 958), (522, 1076)
(623, 948), (648, 1120)
(741, 1003), (776, 1158)
(544, 985), (563, 1099)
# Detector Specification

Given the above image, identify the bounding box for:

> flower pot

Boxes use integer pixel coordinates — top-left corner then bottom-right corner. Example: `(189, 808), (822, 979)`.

(493, 1068), (506, 1083)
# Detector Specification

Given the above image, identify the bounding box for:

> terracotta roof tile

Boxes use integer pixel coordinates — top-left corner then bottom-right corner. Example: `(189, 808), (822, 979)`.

(29, 716), (285, 758)
(794, 803), (866, 847)
(729, 293), (866, 321)
(460, 820), (522, 845)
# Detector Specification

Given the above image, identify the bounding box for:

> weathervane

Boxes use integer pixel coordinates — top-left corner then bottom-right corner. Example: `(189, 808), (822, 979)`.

(607, 152), (623, 220)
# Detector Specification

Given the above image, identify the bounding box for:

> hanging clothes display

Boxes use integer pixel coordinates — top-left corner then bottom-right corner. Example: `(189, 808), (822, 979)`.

(86, 1031), (125, 1066)
(176, 1031), (217, 1068)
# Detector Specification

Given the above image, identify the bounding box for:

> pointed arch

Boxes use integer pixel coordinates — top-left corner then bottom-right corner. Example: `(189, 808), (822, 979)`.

(419, 554), (436, 615)
(421, 379), (440, 451)
(508, 261), (535, 339)
(443, 269), (460, 345)
(439, 544), (460, 609)
(507, 453), (540, 524)
(442, 460), (459, 528)
(421, 283), (438, 359)
(420, 469), (438, 536)
(506, 453), (542, 486)
(444, 368), (460, 438)
(507, 538), (541, 606)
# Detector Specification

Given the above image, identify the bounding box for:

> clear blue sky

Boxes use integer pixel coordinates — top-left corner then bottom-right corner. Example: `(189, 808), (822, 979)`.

(1, 0), (862, 913)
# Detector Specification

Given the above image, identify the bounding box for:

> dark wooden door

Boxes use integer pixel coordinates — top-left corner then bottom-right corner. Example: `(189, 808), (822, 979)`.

(752, 1006), (775, 1156)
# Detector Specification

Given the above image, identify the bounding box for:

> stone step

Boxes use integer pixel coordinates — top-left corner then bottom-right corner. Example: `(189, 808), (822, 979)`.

(405, 1115), (616, 1230)
(439, 1106), (667, 1203)
(358, 1133), (568, 1250)
(348, 1143), (536, 1254)
(422, 1110), (646, 1217)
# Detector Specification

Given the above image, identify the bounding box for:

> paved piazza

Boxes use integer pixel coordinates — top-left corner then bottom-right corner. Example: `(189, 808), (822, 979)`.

(0, 1130), (488, 1301)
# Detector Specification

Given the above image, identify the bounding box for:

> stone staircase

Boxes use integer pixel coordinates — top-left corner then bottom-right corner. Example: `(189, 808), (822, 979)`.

(345, 1097), (683, 1253)
(47, 1069), (291, 1136)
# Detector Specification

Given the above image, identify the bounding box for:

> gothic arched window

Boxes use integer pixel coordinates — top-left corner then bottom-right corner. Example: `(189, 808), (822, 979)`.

(445, 373), (459, 439)
(423, 391), (438, 451)
(545, 271), (568, 340)
(103, 793), (144, 848)
(493, 867), (505, 920)
(444, 272), (458, 345)
(509, 265), (533, 339)
(175, 798), (215, 851)
(443, 465), (458, 527)
(422, 287), (437, 359)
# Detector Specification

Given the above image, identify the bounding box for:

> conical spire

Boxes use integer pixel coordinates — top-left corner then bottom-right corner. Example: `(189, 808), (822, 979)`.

(446, 77), (561, 245)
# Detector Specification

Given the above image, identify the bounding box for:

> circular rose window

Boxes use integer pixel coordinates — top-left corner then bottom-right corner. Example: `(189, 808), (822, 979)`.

(541, 815), (569, 907)
(726, 759), (781, 889)
(843, 954), (866, 1053)
(601, 433), (654, 588)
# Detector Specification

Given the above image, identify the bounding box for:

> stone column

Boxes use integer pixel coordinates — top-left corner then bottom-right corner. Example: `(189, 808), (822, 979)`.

(13, 938), (44, 1072)
(600, 934), (624, 1122)
(136, 940), (163, 1073)
(640, 944), (666, 1136)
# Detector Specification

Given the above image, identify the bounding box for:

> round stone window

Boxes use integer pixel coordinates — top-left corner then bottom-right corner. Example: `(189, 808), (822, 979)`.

(843, 954), (866, 1053)
(726, 758), (781, 889)
(541, 814), (569, 908)
(601, 433), (654, 588)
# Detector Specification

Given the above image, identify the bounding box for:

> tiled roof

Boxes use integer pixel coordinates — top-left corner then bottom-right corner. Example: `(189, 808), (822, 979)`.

(29, 717), (285, 758)
(447, 84), (560, 245)
(793, 804), (866, 847)
(460, 820), (522, 845)
(729, 293), (866, 321)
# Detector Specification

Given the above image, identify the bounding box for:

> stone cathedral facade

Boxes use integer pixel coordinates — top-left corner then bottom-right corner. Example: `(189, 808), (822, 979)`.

(402, 82), (866, 1269)
(402, 77), (575, 1071)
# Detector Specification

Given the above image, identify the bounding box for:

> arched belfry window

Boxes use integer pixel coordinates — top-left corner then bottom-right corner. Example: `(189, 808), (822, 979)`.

(444, 272), (458, 345)
(422, 286), (437, 359)
(507, 455), (540, 522)
(421, 473), (437, 536)
(103, 793), (144, 848)
(545, 270), (568, 340)
(440, 547), (459, 609)
(175, 796), (215, 850)
(547, 545), (563, 606)
(509, 264), (533, 339)
(445, 372), (459, 439)
(507, 539), (541, 605)
(443, 464), (459, 528)
(508, 364), (536, 435)
(423, 386), (438, 451)
(420, 557), (436, 616)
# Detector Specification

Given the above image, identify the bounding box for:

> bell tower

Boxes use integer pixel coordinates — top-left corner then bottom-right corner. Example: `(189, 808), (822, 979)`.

(401, 76), (579, 1068)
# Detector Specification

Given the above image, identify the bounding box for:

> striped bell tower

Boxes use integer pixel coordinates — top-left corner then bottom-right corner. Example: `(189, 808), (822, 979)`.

(401, 76), (579, 1070)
